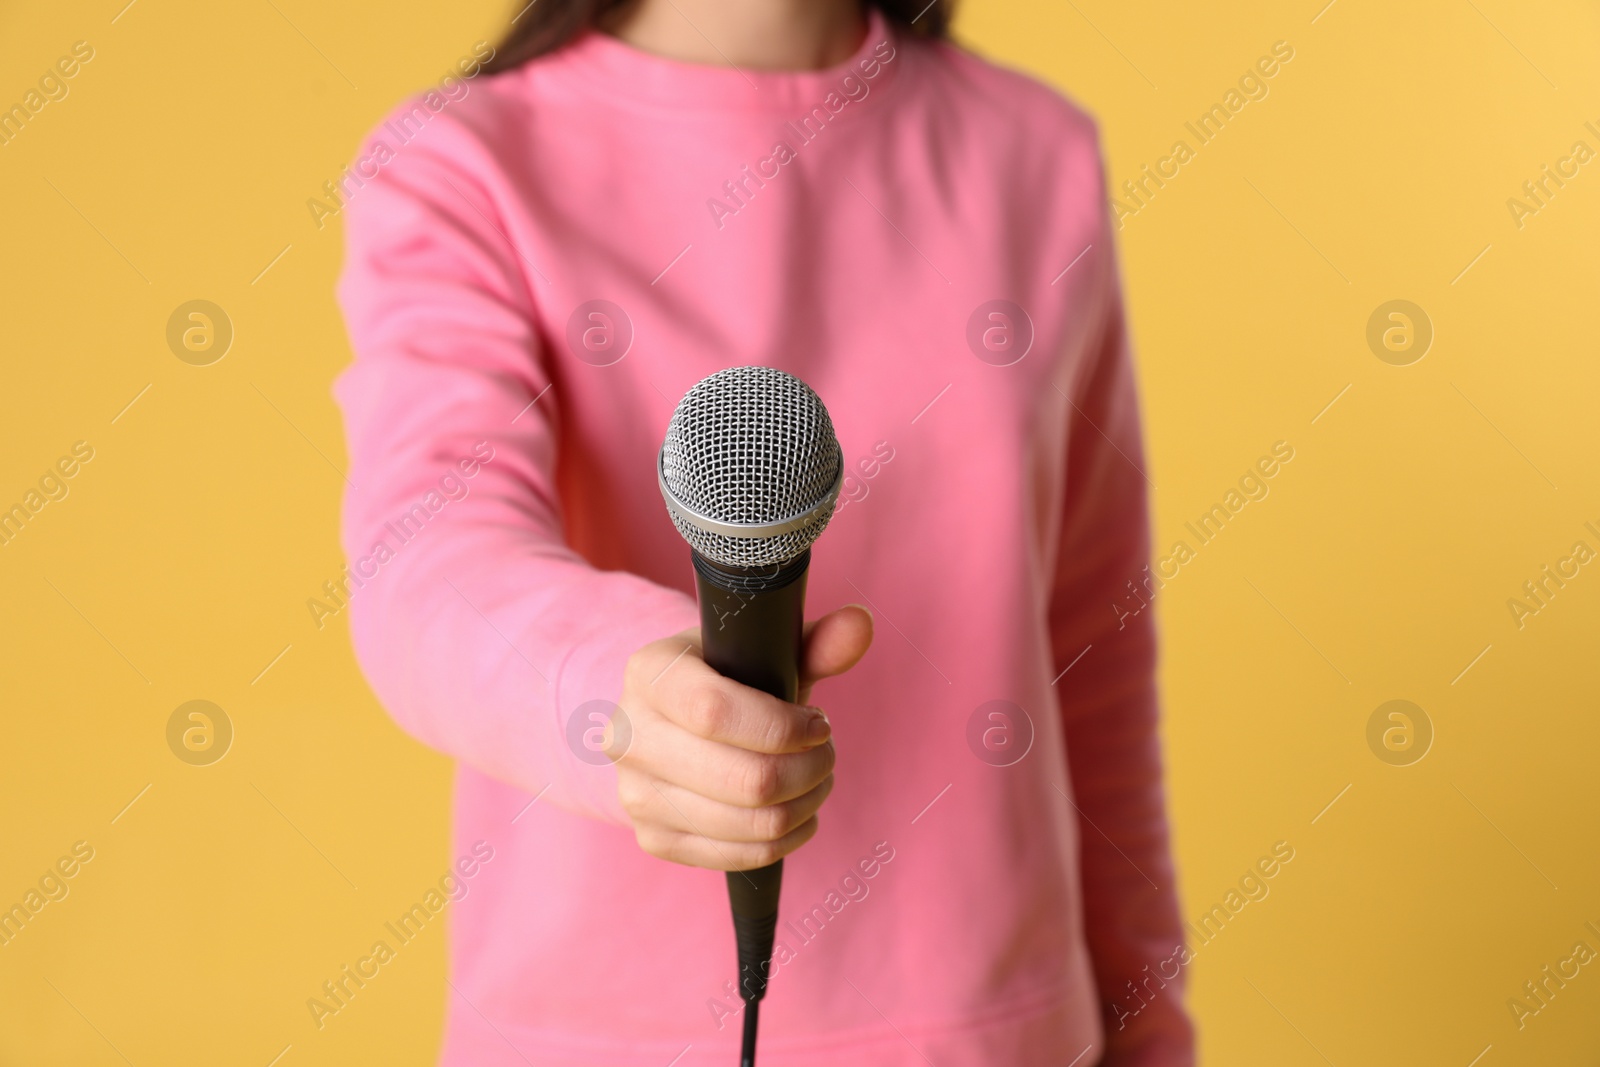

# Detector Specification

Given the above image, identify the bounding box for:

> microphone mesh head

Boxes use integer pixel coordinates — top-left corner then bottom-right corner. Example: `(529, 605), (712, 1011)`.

(660, 366), (842, 568)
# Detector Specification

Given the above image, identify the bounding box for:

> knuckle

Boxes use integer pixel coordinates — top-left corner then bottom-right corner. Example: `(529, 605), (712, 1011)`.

(660, 835), (692, 867)
(623, 645), (665, 693)
(606, 715), (638, 764)
(745, 839), (785, 868)
(615, 772), (649, 814)
(737, 756), (782, 806)
(635, 826), (666, 859)
(621, 652), (646, 692)
(642, 829), (695, 868)
(600, 717), (627, 761)
(685, 682), (731, 738)
(753, 804), (792, 842)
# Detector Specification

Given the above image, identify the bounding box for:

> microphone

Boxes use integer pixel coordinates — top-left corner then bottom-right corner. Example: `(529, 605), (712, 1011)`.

(657, 366), (844, 1067)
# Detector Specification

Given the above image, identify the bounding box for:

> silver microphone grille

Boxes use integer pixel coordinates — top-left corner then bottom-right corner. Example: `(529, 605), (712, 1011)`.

(659, 366), (843, 568)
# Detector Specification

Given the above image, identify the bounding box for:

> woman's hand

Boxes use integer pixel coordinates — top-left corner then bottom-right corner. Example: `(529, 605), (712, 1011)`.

(611, 605), (873, 871)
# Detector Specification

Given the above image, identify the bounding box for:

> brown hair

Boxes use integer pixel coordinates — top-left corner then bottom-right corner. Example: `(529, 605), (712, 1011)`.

(481, 0), (950, 74)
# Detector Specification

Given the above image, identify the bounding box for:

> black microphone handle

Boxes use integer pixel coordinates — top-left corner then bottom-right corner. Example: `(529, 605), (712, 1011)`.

(692, 548), (810, 1013)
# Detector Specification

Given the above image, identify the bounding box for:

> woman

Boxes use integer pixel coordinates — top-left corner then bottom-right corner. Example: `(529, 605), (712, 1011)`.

(333, 0), (1193, 1063)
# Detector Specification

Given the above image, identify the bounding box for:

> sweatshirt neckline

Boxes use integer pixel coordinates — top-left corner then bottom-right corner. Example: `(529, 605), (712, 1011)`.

(555, 8), (901, 113)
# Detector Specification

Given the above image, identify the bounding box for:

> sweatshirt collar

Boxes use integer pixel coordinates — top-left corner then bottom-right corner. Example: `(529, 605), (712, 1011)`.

(554, 7), (902, 114)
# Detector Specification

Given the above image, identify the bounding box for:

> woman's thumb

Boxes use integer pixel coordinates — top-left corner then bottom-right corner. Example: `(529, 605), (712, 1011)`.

(800, 604), (874, 694)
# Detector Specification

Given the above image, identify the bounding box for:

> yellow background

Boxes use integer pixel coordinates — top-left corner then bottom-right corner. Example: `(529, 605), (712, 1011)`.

(2, 0), (1597, 1063)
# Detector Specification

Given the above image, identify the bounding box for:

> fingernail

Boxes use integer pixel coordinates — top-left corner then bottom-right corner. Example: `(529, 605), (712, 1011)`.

(806, 708), (831, 742)
(846, 602), (873, 619)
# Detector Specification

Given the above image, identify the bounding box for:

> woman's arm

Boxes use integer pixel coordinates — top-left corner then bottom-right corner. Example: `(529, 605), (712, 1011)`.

(332, 113), (701, 824)
(1050, 232), (1196, 1064)
(332, 109), (866, 861)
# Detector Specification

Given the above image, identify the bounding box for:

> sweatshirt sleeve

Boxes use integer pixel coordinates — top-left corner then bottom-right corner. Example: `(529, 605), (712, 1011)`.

(1049, 222), (1196, 1064)
(330, 109), (699, 825)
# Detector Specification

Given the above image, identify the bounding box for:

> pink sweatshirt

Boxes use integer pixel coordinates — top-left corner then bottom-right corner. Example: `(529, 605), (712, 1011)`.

(334, 11), (1192, 1066)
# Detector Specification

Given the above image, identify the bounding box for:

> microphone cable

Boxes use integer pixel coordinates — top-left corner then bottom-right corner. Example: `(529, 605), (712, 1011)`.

(740, 998), (760, 1067)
